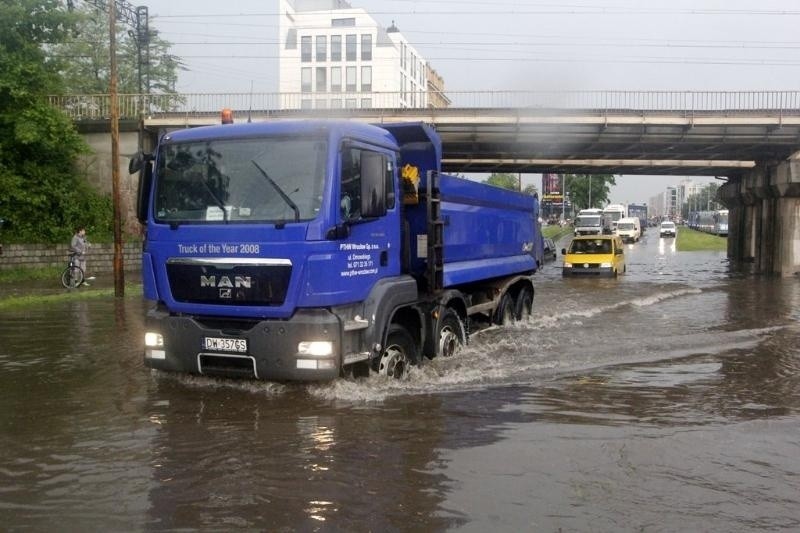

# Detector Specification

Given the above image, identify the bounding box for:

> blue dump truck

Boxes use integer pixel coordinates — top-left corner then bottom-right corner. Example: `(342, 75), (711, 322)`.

(129, 120), (542, 381)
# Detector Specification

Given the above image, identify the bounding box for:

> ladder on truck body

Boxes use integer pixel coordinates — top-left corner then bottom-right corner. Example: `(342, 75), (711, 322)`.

(426, 170), (444, 295)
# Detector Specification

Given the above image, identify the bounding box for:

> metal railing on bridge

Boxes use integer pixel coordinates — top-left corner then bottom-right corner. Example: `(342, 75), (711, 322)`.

(49, 90), (800, 121)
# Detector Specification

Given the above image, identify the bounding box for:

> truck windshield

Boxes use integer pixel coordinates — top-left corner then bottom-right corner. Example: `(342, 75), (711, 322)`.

(618, 223), (634, 230)
(154, 137), (327, 224)
(576, 216), (601, 227)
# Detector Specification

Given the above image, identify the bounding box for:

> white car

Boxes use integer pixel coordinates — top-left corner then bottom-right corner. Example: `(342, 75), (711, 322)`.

(660, 221), (677, 238)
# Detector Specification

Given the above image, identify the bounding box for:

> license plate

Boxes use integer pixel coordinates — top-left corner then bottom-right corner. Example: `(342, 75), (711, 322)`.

(203, 337), (248, 353)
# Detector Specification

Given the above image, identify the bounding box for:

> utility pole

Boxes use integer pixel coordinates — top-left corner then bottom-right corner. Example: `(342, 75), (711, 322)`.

(109, 0), (124, 296)
(71, 0), (149, 296)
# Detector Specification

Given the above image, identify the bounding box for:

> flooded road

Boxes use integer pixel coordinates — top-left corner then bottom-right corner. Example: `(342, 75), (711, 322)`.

(2, 232), (799, 531)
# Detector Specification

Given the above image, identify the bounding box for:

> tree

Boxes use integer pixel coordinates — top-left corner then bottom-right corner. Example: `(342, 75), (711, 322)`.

(483, 172), (520, 191)
(0, 0), (111, 243)
(564, 173), (617, 211)
(681, 182), (721, 218)
(54, 4), (183, 95)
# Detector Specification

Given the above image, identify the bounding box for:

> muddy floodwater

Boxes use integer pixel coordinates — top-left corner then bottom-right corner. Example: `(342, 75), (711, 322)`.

(2, 232), (799, 531)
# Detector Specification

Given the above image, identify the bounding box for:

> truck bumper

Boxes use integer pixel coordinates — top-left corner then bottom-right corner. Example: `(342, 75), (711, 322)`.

(143, 307), (341, 381)
(562, 266), (616, 277)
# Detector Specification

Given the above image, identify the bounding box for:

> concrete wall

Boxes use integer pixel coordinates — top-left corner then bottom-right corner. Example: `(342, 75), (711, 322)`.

(0, 242), (141, 273)
(80, 130), (142, 236)
(719, 152), (800, 276)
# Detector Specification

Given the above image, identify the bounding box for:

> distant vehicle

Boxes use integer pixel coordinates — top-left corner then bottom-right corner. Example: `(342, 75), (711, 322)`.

(602, 204), (627, 233)
(660, 221), (677, 238)
(616, 217), (641, 243)
(627, 203), (647, 233)
(574, 208), (603, 236)
(561, 235), (626, 277)
(688, 209), (728, 236)
(542, 238), (557, 261)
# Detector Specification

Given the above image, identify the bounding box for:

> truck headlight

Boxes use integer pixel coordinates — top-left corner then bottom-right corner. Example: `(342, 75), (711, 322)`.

(297, 341), (333, 357)
(145, 332), (166, 360)
(145, 332), (164, 347)
(563, 262), (573, 268)
(600, 262), (612, 268)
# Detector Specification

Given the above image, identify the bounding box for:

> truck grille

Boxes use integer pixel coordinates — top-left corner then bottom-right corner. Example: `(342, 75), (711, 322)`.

(166, 258), (291, 306)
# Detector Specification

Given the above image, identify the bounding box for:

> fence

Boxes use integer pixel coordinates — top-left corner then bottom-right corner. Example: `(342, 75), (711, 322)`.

(0, 242), (141, 273)
(49, 90), (800, 121)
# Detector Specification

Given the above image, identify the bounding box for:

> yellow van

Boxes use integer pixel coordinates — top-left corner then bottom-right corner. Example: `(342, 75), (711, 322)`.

(562, 235), (626, 277)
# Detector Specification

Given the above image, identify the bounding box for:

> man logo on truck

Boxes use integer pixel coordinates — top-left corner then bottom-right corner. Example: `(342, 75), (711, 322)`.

(200, 275), (252, 289)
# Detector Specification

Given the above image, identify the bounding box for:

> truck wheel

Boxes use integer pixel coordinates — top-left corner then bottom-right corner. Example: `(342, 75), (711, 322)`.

(493, 293), (515, 325)
(377, 324), (417, 379)
(437, 309), (465, 358)
(514, 286), (533, 320)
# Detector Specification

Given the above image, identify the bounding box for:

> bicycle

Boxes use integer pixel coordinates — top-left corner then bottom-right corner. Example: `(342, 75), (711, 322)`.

(61, 253), (85, 288)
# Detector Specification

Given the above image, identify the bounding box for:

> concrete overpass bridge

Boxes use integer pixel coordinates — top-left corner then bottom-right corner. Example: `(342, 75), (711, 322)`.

(55, 90), (800, 275)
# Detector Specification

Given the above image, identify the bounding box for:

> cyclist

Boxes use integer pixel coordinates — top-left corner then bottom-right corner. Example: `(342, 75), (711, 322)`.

(69, 226), (95, 286)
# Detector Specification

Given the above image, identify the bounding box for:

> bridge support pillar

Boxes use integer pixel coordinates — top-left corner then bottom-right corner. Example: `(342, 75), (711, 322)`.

(720, 153), (800, 276)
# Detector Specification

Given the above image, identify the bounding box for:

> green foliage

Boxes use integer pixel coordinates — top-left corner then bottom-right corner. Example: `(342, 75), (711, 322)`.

(681, 183), (722, 218)
(675, 227), (727, 252)
(55, 4), (184, 95)
(564, 173), (616, 211)
(483, 172), (520, 191)
(482, 173), (539, 196)
(0, 0), (112, 243)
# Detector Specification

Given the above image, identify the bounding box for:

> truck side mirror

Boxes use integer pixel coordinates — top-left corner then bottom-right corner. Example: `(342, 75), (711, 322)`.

(135, 156), (154, 224)
(360, 151), (386, 218)
(129, 151), (147, 174)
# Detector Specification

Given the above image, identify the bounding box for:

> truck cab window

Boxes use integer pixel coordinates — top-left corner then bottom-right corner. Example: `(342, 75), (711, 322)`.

(155, 138), (326, 224)
(340, 146), (393, 221)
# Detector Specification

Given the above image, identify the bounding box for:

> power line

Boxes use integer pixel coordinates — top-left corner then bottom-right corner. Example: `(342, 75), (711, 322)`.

(153, 8), (800, 18)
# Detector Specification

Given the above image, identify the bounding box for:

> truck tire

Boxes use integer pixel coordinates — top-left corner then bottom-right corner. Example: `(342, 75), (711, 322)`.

(493, 293), (515, 325)
(437, 309), (466, 358)
(514, 286), (533, 320)
(376, 324), (417, 379)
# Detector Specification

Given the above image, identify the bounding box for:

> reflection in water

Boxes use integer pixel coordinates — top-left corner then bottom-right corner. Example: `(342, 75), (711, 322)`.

(1, 236), (800, 530)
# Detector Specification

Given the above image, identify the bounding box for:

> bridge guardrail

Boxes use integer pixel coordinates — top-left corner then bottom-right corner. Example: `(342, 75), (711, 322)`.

(49, 90), (800, 121)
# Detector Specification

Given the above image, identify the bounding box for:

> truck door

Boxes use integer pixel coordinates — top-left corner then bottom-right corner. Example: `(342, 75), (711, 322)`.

(337, 144), (400, 283)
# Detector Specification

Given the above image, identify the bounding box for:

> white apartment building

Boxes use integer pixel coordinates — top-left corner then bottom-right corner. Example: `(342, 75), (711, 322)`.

(279, 0), (433, 110)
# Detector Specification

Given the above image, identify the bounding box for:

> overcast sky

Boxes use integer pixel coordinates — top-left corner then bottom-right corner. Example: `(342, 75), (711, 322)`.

(140, 0), (800, 203)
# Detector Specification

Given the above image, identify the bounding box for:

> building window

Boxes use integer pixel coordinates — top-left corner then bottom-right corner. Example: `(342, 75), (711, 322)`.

(400, 42), (405, 69)
(316, 35), (327, 62)
(361, 98), (372, 109)
(345, 98), (357, 109)
(301, 67), (312, 93)
(301, 99), (312, 110)
(331, 35), (341, 61)
(330, 99), (342, 109)
(332, 17), (355, 27)
(315, 99), (327, 109)
(361, 34), (372, 60)
(346, 66), (357, 92)
(331, 67), (342, 92)
(301, 36), (312, 62)
(361, 66), (372, 92)
(345, 34), (357, 61)
(316, 67), (327, 92)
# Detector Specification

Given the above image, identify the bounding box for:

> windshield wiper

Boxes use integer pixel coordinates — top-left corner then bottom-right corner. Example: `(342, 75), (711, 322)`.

(199, 178), (229, 223)
(251, 160), (300, 222)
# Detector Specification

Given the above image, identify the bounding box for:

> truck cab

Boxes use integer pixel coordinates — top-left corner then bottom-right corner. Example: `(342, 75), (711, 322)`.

(131, 120), (541, 381)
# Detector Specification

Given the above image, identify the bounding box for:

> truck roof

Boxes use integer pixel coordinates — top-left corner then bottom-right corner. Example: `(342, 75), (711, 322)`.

(161, 120), (399, 149)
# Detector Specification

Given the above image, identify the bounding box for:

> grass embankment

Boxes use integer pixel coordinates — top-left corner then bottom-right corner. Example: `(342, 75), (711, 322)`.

(675, 227), (727, 251)
(0, 266), (62, 283)
(0, 266), (142, 310)
(0, 284), (143, 311)
(543, 225), (574, 241)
